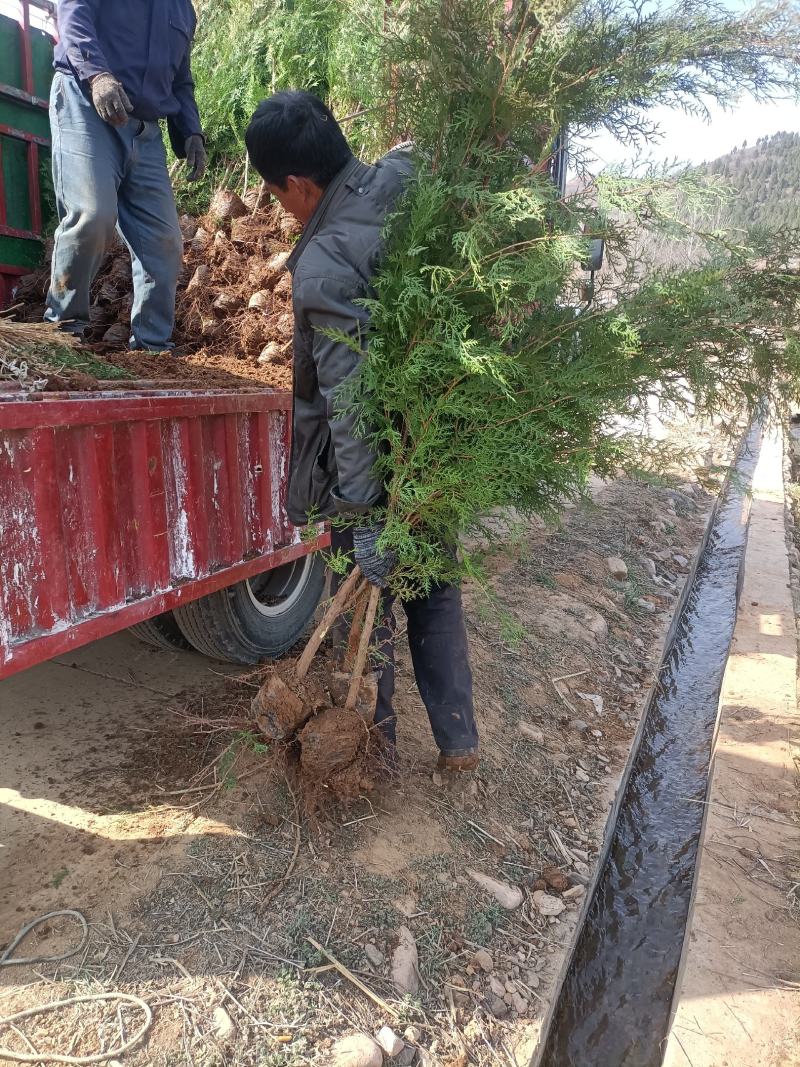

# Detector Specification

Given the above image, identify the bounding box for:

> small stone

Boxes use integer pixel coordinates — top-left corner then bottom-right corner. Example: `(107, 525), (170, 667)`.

(489, 975), (506, 997)
(212, 1006), (236, 1041)
(392, 925), (419, 996)
(472, 948), (493, 972)
(432, 770), (444, 787)
(331, 1034), (383, 1067)
(518, 722), (545, 744)
(673, 553), (689, 568)
(586, 613), (609, 638)
(642, 557), (657, 579)
(542, 866), (570, 893)
(503, 992), (514, 1006)
(436, 872), (450, 885)
(467, 869), (524, 910)
(532, 890), (566, 917)
(512, 992), (529, 1015)
(403, 1026), (423, 1043)
(505, 979), (517, 993)
(364, 943), (385, 968)
(376, 1026), (404, 1057)
(591, 729), (603, 738)
(636, 598), (656, 614)
(606, 556), (628, 580)
(563, 884), (586, 901)
(526, 971), (540, 988)
(396, 1048), (416, 1067)
(489, 995), (509, 1018)
(248, 289), (271, 309)
(575, 767), (590, 783)
(570, 719), (590, 734)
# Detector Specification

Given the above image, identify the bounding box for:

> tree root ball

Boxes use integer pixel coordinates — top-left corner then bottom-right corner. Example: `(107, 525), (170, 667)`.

(298, 706), (376, 803)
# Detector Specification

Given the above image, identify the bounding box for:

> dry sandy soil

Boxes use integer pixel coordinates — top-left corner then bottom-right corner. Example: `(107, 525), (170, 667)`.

(0, 451), (720, 1065)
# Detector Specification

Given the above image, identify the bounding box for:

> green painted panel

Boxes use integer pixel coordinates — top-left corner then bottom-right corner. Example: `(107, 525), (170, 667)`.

(0, 98), (50, 138)
(0, 13), (23, 93)
(0, 234), (42, 270)
(2, 134), (31, 230)
(31, 28), (54, 100)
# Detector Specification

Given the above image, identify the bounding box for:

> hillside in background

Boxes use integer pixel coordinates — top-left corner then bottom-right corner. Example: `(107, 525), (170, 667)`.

(702, 130), (800, 230)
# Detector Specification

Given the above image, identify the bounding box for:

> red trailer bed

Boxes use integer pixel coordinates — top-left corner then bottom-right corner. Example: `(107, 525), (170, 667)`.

(0, 384), (328, 680)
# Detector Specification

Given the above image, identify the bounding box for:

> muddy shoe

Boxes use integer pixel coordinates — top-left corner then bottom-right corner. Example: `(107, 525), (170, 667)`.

(437, 751), (480, 773)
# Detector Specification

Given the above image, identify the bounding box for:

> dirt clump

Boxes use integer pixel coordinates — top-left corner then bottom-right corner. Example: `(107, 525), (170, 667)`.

(8, 192), (299, 392)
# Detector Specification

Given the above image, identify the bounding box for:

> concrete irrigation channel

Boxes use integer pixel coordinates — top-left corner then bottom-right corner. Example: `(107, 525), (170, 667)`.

(533, 424), (800, 1067)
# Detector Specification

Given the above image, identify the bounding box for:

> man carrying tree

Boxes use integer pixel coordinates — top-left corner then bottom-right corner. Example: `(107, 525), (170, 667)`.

(45, 0), (208, 351)
(245, 90), (480, 773)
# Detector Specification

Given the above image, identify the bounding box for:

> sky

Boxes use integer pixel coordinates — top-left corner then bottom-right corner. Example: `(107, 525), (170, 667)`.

(581, 96), (800, 173)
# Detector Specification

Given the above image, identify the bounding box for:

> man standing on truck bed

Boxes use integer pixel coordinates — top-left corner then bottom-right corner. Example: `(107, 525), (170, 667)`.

(45, 0), (207, 351)
(245, 90), (480, 773)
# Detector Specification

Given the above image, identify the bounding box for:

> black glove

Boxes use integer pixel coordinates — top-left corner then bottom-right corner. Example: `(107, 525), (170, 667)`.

(90, 73), (133, 127)
(353, 523), (396, 588)
(185, 135), (208, 182)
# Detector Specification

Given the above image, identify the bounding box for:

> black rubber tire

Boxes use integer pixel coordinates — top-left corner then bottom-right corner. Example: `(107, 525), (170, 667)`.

(172, 552), (326, 664)
(129, 611), (193, 652)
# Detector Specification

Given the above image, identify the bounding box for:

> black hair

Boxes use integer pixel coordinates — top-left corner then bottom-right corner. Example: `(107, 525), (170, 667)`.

(245, 90), (353, 189)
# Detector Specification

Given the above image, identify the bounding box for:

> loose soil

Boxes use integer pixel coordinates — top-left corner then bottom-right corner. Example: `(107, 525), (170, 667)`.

(0, 429), (729, 1066)
(5, 190), (298, 392)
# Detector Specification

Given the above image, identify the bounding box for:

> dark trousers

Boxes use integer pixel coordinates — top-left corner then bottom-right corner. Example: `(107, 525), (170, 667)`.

(330, 528), (479, 757)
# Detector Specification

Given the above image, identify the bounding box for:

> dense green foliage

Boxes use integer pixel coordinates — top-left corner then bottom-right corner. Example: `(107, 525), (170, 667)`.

(177, 0), (384, 205)
(335, 0), (800, 596)
(703, 131), (800, 230)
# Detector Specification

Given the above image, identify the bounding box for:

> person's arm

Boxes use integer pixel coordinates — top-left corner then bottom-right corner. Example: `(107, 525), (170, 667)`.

(55, 0), (112, 82)
(295, 273), (384, 513)
(167, 49), (203, 159)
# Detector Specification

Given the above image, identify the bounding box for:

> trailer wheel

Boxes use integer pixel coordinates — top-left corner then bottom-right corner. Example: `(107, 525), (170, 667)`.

(129, 611), (193, 652)
(172, 553), (326, 664)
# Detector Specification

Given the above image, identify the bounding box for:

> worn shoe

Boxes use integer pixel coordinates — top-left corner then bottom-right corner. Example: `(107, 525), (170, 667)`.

(437, 751), (480, 773)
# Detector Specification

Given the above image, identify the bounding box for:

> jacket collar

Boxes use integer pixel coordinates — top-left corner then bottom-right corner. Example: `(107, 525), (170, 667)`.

(286, 156), (364, 272)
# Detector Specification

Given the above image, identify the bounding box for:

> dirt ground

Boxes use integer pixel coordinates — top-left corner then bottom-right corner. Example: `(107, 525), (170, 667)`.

(0, 456), (718, 1065)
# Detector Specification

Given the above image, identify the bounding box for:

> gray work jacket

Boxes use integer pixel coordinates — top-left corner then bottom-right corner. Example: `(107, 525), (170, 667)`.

(285, 150), (413, 526)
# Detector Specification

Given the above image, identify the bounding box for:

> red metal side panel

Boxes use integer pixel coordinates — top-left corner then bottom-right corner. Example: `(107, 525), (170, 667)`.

(0, 388), (327, 679)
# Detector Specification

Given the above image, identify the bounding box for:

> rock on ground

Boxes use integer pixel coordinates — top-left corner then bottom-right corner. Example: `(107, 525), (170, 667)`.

(532, 890), (566, 917)
(212, 1005), (236, 1040)
(376, 1026), (404, 1057)
(364, 943), (385, 968)
(518, 722), (545, 743)
(472, 948), (493, 972)
(331, 1034), (383, 1067)
(391, 925), (419, 996)
(467, 869), (524, 909)
(607, 556), (628, 580)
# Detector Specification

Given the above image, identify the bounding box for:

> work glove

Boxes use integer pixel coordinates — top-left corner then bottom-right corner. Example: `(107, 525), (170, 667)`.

(90, 73), (133, 127)
(352, 523), (396, 589)
(185, 135), (208, 182)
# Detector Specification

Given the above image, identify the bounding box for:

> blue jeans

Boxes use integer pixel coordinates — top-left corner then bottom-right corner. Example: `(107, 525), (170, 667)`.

(45, 72), (183, 351)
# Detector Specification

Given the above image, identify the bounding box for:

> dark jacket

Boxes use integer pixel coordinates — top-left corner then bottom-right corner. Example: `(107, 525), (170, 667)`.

(54, 0), (202, 157)
(286, 150), (413, 526)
